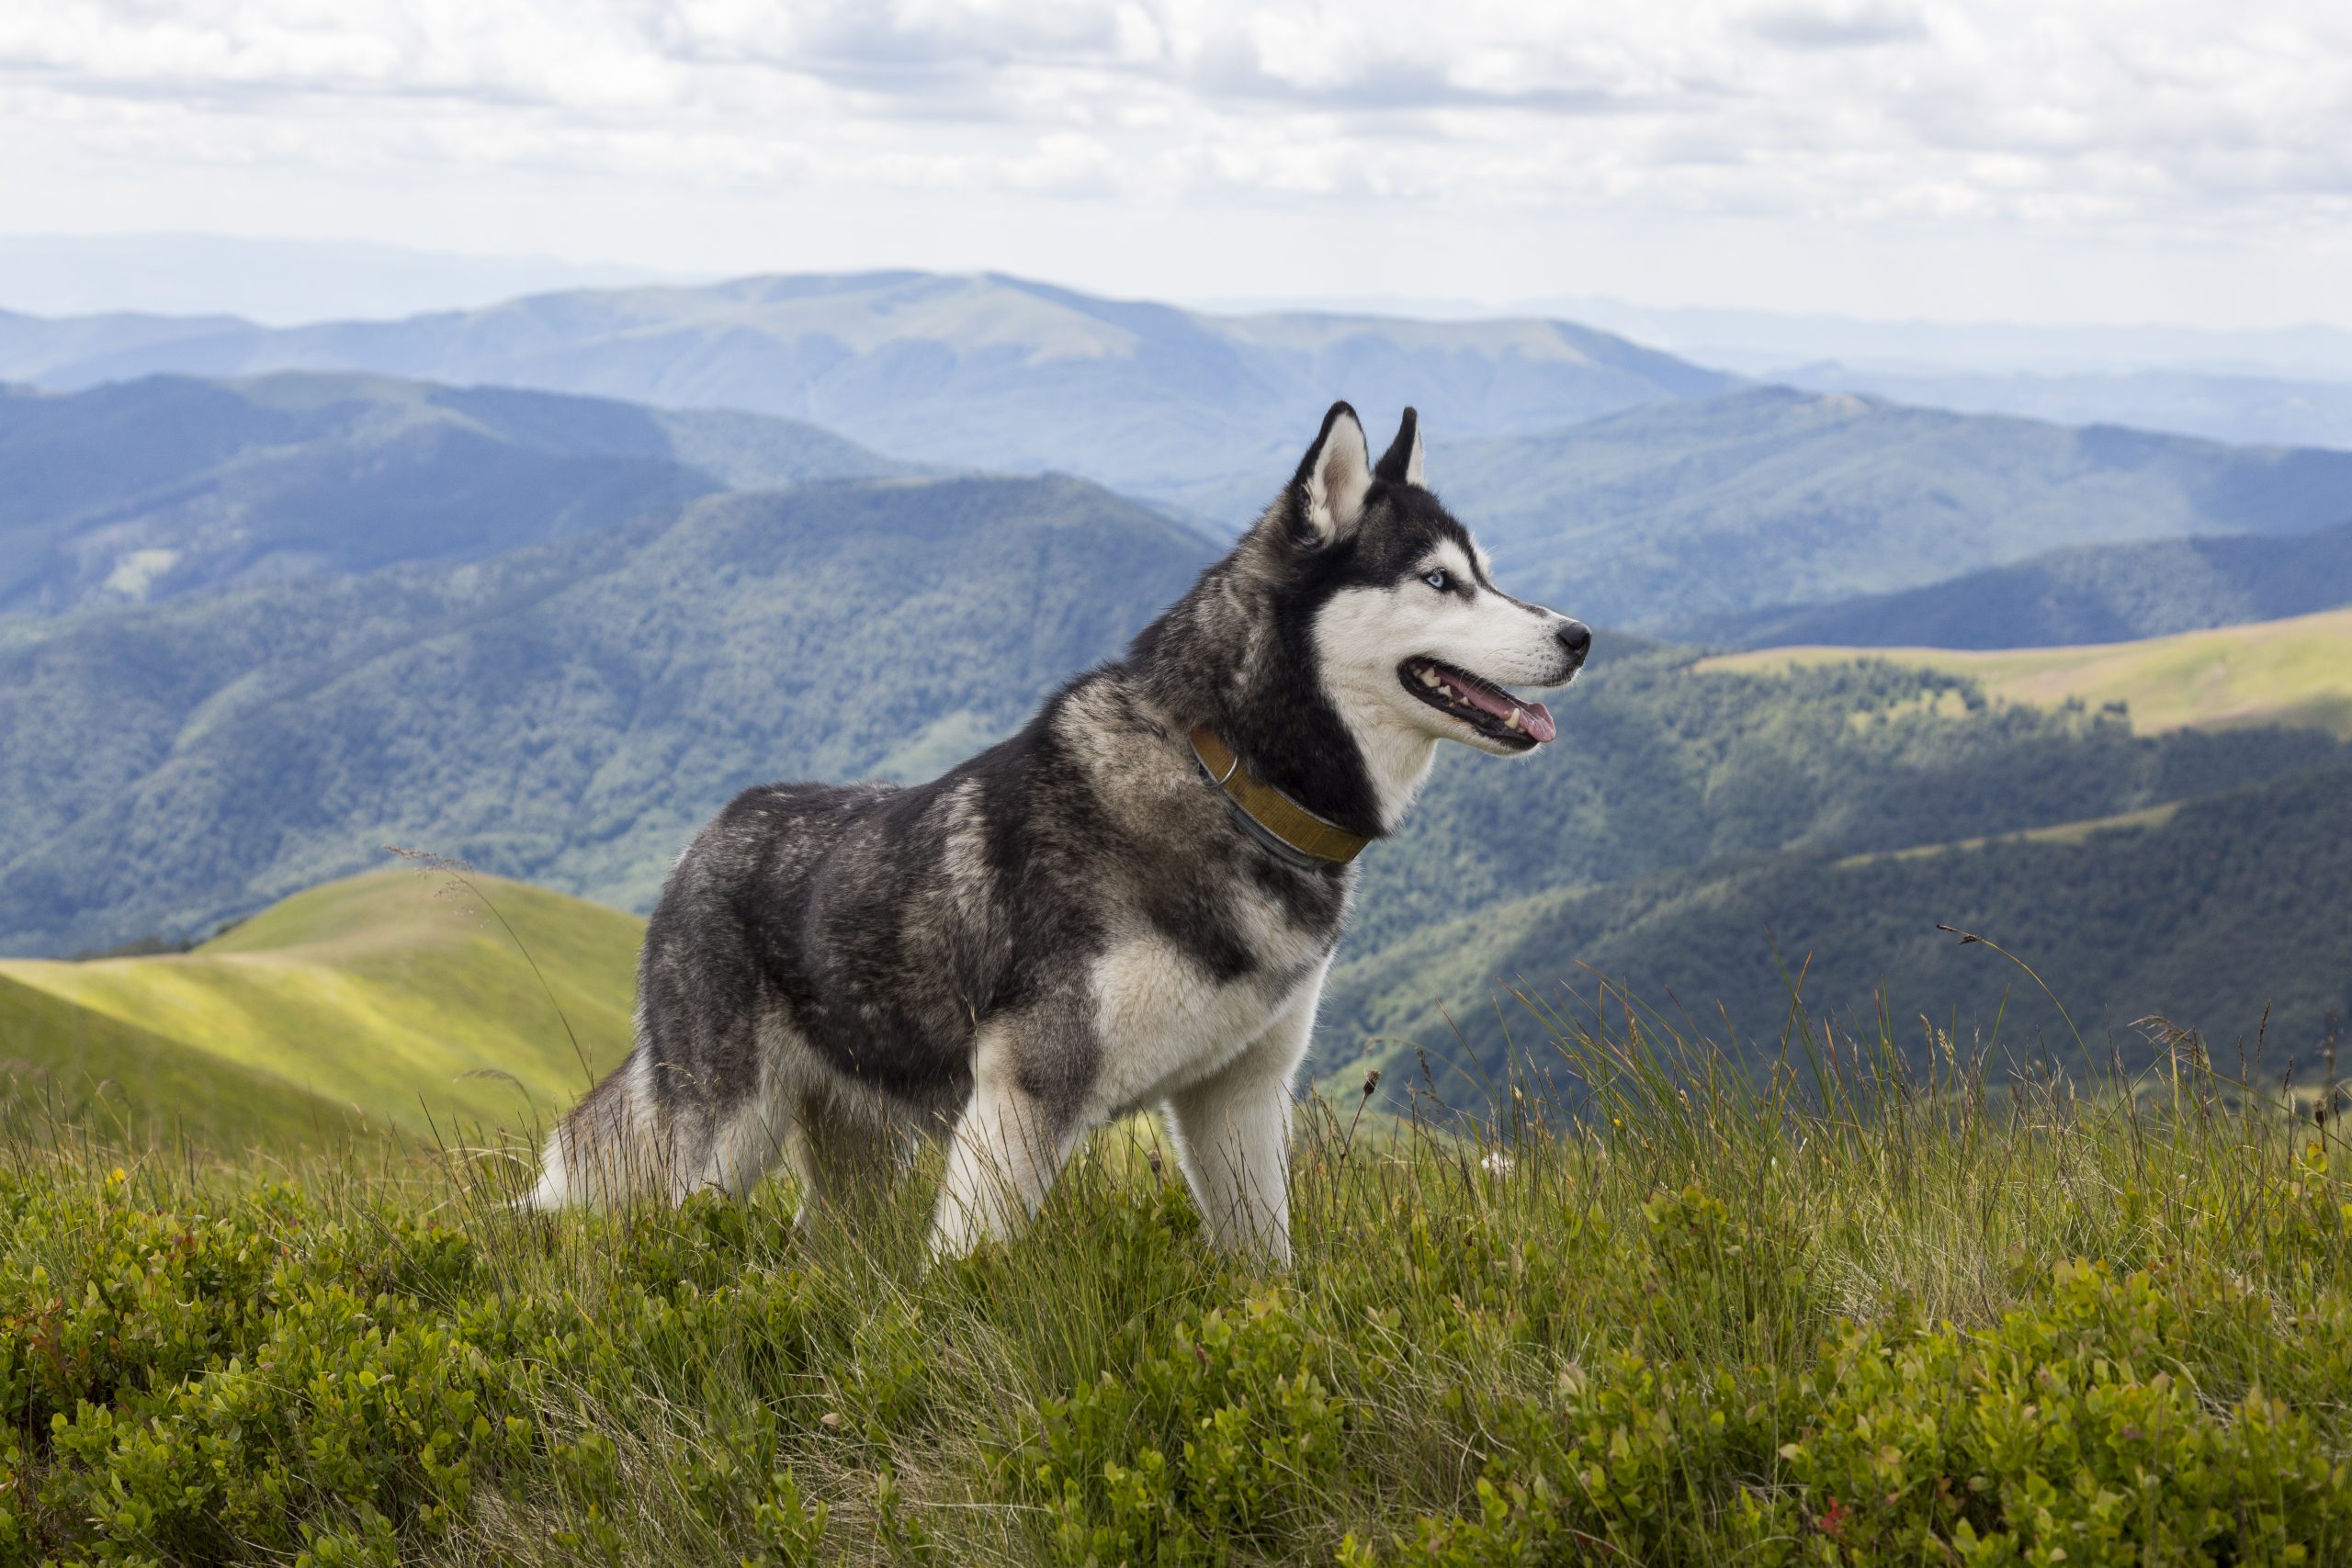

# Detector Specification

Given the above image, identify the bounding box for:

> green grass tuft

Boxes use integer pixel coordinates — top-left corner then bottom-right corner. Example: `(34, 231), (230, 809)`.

(5, 994), (2351, 1564)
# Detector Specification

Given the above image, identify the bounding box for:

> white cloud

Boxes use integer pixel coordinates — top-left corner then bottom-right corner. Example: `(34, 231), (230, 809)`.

(1, 1), (2348, 324)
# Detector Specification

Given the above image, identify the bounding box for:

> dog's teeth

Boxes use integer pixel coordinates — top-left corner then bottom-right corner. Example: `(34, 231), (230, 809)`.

(1419, 668), (1441, 688)
(1504, 710), (1521, 730)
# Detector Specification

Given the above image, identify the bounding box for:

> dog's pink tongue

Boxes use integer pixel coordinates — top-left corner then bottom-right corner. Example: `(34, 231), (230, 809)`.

(1456, 682), (1556, 743)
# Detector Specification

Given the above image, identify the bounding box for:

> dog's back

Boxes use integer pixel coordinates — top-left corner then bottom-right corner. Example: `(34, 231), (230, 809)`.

(526, 402), (1589, 1265)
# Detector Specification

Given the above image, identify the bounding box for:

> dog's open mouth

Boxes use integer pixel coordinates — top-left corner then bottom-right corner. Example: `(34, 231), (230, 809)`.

(1398, 658), (1556, 746)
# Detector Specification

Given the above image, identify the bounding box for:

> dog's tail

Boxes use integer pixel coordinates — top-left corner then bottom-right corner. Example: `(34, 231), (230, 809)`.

(516, 1049), (670, 1212)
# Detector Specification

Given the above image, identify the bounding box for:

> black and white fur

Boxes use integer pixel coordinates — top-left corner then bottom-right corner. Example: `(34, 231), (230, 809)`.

(525, 403), (1591, 1263)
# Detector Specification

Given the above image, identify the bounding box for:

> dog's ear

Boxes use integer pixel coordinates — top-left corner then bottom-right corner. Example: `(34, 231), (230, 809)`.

(1289, 400), (1373, 547)
(1374, 406), (1425, 489)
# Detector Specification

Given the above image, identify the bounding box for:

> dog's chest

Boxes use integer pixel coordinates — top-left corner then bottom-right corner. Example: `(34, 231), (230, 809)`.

(1084, 872), (1338, 1114)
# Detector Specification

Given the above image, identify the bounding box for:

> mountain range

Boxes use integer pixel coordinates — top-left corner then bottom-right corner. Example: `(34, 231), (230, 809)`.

(0, 372), (911, 615)
(1713, 516), (2352, 649)
(8, 438), (2346, 1071)
(0, 272), (1736, 521)
(1774, 362), (2352, 454)
(11, 355), (2352, 644)
(1430, 388), (2352, 629)
(6, 273), (2352, 1117)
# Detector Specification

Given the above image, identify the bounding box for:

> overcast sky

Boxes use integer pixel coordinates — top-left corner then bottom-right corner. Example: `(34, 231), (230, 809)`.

(5, 1), (2349, 327)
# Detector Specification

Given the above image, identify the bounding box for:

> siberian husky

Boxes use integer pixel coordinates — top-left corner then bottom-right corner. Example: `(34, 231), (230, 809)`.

(526, 403), (1590, 1263)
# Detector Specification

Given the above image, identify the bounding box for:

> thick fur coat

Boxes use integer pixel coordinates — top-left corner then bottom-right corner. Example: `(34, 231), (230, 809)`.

(527, 403), (1590, 1262)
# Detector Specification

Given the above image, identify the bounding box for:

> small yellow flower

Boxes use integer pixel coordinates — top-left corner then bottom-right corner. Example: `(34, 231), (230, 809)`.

(109, 1167), (126, 1184)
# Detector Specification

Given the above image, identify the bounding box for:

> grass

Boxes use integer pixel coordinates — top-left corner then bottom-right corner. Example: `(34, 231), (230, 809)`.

(1700, 603), (2352, 738)
(0, 865), (639, 1145)
(6, 984), (2352, 1565)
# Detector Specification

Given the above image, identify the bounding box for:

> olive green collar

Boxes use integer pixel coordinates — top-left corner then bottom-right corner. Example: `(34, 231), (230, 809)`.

(1189, 725), (1371, 866)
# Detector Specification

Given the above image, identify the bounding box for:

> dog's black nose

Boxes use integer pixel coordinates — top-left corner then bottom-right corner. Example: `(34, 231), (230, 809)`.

(1555, 620), (1592, 661)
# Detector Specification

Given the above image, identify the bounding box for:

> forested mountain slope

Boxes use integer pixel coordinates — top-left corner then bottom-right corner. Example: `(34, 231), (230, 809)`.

(0, 474), (1212, 955)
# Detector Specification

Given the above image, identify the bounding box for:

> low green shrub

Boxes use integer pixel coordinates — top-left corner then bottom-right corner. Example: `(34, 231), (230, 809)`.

(4, 1026), (2350, 1564)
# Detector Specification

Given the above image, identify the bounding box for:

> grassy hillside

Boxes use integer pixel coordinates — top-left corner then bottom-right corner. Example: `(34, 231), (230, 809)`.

(1705, 605), (2352, 739)
(0, 372), (911, 615)
(0, 970), (367, 1149)
(0, 868), (639, 1144)
(1713, 514), (2352, 649)
(0, 473), (1213, 955)
(1, 271), (1736, 513)
(6, 1027), (2351, 1562)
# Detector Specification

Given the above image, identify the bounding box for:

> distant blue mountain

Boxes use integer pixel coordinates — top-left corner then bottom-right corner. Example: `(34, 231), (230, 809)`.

(0, 371), (911, 615)
(1430, 388), (2352, 631)
(13, 280), (2352, 643)
(1773, 361), (2352, 453)
(1709, 514), (2352, 649)
(0, 271), (1739, 521)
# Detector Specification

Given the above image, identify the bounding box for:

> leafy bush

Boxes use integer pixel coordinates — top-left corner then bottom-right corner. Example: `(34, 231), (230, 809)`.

(5, 1017), (2351, 1564)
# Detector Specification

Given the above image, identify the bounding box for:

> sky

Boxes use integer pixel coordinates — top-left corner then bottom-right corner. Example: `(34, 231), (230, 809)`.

(4, 1), (2350, 328)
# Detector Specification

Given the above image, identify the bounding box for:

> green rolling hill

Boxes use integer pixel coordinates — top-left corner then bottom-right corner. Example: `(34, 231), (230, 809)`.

(1703, 605), (2352, 739)
(0, 869), (640, 1146)
(0, 970), (365, 1149)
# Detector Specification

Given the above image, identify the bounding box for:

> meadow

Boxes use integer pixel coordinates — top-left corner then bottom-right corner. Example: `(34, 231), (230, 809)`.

(1702, 605), (2352, 739)
(0, 867), (639, 1145)
(6, 987), (2351, 1565)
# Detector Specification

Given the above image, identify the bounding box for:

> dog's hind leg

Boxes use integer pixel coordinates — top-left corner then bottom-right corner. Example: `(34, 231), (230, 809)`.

(695, 1090), (795, 1201)
(522, 1047), (697, 1210)
(1164, 977), (1318, 1267)
(788, 1089), (910, 1231)
(929, 1019), (1086, 1259)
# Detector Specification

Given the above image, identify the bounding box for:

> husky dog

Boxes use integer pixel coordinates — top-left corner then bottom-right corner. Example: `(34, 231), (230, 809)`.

(526, 403), (1589, 1263)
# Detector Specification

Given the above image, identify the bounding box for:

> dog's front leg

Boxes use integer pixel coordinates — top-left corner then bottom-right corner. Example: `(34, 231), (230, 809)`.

(1165, 973), (1320, 1267)
(929, 1021), (1081, 1259)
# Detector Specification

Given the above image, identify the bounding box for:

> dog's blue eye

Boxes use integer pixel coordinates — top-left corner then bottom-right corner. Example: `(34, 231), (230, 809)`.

(1423, 570), (1452, 592)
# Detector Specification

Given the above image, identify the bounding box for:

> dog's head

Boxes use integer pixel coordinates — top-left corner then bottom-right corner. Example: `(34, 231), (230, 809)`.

(1273, 402), (1590, 762)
